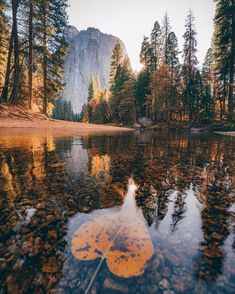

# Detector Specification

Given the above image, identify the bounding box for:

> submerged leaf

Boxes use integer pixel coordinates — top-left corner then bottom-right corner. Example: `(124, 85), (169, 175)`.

(72, 213), (153, 278)
(71, 179), (154, 278)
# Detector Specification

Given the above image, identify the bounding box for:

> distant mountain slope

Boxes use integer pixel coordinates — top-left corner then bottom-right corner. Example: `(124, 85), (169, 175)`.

(61, 26), (127, 113)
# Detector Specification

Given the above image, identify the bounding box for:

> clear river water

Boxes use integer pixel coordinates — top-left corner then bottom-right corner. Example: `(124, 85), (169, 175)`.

(0, 129), (234, 293)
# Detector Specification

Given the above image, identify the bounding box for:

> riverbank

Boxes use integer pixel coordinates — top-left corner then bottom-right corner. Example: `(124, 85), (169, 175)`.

(215, 132), (235, 137)
(147, 121), (235, 136)
(0, 104), (234, 136)
(0, 104), (132, 133)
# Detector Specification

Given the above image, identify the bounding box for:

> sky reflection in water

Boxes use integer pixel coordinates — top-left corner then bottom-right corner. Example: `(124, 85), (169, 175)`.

(0, 130), (234, 293)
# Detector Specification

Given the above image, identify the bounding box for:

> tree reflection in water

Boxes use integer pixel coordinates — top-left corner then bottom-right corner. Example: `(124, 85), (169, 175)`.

(0, 130), (234, 293)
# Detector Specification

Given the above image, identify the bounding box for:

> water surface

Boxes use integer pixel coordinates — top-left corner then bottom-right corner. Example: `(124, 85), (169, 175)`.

(0, 130), (234, 293)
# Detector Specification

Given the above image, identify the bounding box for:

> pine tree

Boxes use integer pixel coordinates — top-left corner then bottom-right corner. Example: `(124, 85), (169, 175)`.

(87, 74), (95, 102)
(109, 44), (133, 123)
(139, 18), (181, 121)
(0, 0), (9, 96)
(161, 12), (171, 65)
(109, 41), (124, 85)
(11, 0), (21, 104)
(138, 31), (158, 118)
(110, 57), (134, 123)
(0, 0), (68, 113)
(1, 0), (37, 105)
(53, 99), (77, 121)
(81, 103), (90, 123)
(147, 64), (173, 121)
(28, 0), (34, 109)
(85, 74), (110, 124)
(87, 74), (95, 121)
(201, 48), (214, 121)
(213, 0), (235, 120)
(182, 10), (198, 121)
(140, 36), (153, 70)
(193, 70), (204, 121)
(119, 78), (136, 125)
(92, 95), (110, 124)
(167, 32), (179, 69)
(135, 70), (150, 118)
(167, 32), (180, 120)
(150, 21), (161, 70)
(37, 0), (69, 114)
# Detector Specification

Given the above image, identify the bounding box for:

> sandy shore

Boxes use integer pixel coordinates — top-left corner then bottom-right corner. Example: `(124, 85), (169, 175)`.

(0, 117), (132, 133)
(0, 103), (133, 134)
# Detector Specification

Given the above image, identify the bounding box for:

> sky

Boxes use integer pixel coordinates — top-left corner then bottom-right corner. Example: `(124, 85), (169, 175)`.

(68, 0), (216, 71)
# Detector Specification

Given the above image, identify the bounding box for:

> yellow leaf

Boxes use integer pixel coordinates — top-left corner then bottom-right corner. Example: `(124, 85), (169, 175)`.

(71, 178), (154, 283)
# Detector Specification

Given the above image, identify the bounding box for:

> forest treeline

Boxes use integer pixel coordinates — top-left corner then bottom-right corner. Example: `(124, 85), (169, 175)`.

(0, 0), (68, 114)
(82, 1), (234, 125)
(0, 1), (234, 124)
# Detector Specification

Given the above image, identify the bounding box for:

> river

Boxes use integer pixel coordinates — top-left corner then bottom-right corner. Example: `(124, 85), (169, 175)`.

(0, 129), (234, 293)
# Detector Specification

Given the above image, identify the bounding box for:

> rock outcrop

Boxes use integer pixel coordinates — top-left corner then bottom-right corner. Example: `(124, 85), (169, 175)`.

(62, 26), (127, 113)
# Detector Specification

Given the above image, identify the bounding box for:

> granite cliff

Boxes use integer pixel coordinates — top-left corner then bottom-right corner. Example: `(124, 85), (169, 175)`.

(61, 26), (127, 113)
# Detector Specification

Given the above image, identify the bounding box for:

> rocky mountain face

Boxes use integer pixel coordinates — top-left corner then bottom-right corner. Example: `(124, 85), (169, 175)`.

(61, 26), (127, 113)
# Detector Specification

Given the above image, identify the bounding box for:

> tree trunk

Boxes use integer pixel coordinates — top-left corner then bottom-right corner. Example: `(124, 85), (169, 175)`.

(11, 0), (20, 105)
(228, 0), (235, 121)
(28, 0), (33, 109)
(42, 0), (47, 115)
(1, 29), (13, 102)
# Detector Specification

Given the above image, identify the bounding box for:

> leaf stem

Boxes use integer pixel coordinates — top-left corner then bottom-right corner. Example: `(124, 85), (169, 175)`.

(85, 225), (124, 294)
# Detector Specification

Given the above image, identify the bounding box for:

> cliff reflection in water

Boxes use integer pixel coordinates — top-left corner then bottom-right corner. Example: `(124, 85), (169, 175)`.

(0, 130), (234, 293)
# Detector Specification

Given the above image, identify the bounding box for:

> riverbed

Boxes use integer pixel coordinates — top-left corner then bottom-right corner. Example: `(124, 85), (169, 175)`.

(0, 130), (234, 293)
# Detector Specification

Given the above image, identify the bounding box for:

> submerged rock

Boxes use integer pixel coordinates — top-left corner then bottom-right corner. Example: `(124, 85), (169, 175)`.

(134, 123), (142, 130)
(138, 117), (153, 128)
(42, 257), (59, 273)
(159, 279), (170, 290)
(163, 249), (180, 267)
(171, 275), (192, 293)
(103, 278), (129, 293)
(190, 128), (202, 133)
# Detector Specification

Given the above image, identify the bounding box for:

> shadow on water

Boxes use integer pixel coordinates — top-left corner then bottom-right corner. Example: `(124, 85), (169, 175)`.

(0, 130), (234, 293)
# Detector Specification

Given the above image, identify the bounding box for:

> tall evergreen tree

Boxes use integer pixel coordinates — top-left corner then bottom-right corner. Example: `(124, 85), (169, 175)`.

(182, 10), (198, 120)
(167, 32), (180, 120)
(140, 36), (153, 71)
(214, 0), (235, 120)
(0, 0), (9, 96)
(87, 73), (95, 102)
(1, 0), (28, 104)
(136, 34), (155, 118)
(28, 0), (34, 109)
(109, 43), (135, 123)
(201, 48), (214, 121)
(87, 74), (96, 121)
(161, 12), (171, 65)
(109, 41), (124, 85)
(0, 0), (68, 113)
(37, 0), (68, 114)
(11, 0), (20, 104)
(135, 70), (150, 118)
(147, 64), (173, 121)
(167, 32), (179, 69)
(53, 99), (78, 121)
(150, 21), (161, 70)
(110, 57), (135, 123)
(119, 77), (136, 125)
